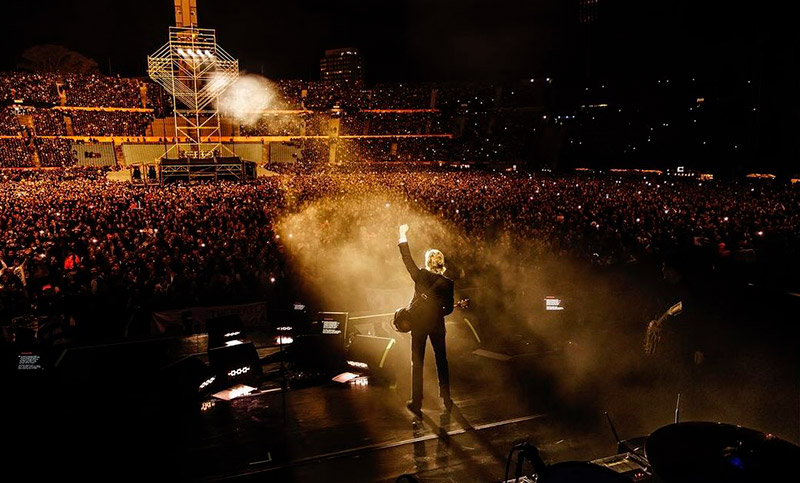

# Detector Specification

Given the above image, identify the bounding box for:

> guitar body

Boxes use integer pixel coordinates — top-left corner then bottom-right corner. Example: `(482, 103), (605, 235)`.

(392, 306), (414, 333)
(393, 298), (470, 334)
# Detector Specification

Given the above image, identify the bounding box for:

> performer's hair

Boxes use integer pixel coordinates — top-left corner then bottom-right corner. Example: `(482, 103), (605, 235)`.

(424, 249), (446, 275)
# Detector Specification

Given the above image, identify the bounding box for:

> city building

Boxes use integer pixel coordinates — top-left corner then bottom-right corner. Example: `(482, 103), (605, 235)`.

(320, 48), (365, 87)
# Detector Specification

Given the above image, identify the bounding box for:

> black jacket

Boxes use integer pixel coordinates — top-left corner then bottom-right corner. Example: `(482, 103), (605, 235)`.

(399, 241), (455, 333)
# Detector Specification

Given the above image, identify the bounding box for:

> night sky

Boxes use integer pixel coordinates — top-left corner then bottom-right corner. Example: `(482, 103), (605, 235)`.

(3, 1), (796, 85)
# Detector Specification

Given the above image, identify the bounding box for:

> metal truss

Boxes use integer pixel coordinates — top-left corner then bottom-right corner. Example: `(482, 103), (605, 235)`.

(148, 27), (238, 159)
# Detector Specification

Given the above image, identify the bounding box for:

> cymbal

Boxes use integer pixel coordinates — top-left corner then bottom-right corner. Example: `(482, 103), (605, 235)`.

(645, 421), (800, 483)
(537, 461), (633, 483)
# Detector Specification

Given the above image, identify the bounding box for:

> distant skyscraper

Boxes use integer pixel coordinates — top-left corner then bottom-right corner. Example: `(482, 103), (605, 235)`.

(320, 48), (364, 87)
(579, 0), (599, 24)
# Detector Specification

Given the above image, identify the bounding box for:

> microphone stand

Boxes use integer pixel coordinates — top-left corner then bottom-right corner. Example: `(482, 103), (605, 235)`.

(277, 330), (288, 425)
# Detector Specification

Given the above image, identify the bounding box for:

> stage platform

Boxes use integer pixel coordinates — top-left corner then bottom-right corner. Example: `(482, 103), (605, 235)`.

(123, 156), (257, 184)
(4, 280), (799, 482)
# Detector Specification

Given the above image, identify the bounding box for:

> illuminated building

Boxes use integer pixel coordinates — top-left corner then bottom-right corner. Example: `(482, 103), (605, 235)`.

(320, 48), (365, 87)
(579, 0), (599, 24)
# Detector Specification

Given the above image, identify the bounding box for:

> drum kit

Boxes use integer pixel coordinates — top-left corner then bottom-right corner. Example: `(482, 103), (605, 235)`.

(505, 419), (800, 482)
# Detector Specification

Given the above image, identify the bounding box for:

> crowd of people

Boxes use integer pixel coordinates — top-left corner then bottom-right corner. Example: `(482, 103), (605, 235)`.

(0, 72), (168, 169)
(0, 71), (550, 169)
(0, 72), (61, 105)
(0, 108), (22, 135)
(31, 108), (67, 136)
(68, 110), (153, 137)
(239, 111), (448, 138)
(0, 72), (167, 109)
(60, 74), (143, 108)
(0, 169), (284, 344)
(240, 113), (305, 137)
(368, 84), (433, 109)
(334, 138), (451, 163)
(0, 138), (33, 167)
(1, 70), (798, 352)
(34, 138), (77, 167)
(1, 168), (797, 349)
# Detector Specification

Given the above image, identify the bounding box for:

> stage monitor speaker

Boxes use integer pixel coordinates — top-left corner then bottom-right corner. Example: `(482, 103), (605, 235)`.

(208, 341), (262, 388)
(291, 334), (346, 374)
(309, 312), (348, 347)
(159, 355), (214, 402)
(346, 335), (397, 383)
(206, 314), (245, 349)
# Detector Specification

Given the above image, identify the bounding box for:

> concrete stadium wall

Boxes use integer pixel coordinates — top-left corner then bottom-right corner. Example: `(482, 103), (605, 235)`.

(227, 143), (262, 163)
(122, 144), (171, 166)
(269, 141), (300, 163)
(121, 142), (263, 166)
(73, 142), (116, 167)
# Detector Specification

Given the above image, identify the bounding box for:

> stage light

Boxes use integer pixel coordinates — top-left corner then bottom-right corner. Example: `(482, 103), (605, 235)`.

(212, 383), (256, 401)
(177, 48), (185, 56)
(227, 366), (251, 377)
(199, 376), (216, 390)
(347, 360), (369, 369)
(332, 372), (359, 383)
(350, 376), (369, 387)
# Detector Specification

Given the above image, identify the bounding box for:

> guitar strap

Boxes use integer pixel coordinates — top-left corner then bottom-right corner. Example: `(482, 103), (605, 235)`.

(413, 274), (444, 306)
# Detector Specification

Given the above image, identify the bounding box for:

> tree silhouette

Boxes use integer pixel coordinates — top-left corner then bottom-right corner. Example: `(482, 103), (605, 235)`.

(18, 44), (99, 74)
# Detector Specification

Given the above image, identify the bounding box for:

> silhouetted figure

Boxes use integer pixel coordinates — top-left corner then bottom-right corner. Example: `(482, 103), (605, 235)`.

(397, 224), (455, 416)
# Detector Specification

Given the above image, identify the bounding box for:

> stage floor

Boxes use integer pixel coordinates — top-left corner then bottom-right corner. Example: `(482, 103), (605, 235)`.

(6, 312), (798, 483)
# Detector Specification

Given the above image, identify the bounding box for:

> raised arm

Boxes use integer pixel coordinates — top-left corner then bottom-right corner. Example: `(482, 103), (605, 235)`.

(398, 224), (420, 280)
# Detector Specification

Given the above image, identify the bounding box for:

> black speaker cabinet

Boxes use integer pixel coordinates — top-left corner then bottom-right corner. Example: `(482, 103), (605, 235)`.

(347, 335), (398, 383)
(207, 341), (262, 388)
(206, 314), (245, 349)
(159, 355), (214, 402)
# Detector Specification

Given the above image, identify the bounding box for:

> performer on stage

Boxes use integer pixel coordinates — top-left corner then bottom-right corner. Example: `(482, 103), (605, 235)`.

(398, 224), (455, 415)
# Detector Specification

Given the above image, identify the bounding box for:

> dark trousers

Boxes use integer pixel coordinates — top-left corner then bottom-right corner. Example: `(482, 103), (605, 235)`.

(410, 326), (450, 404)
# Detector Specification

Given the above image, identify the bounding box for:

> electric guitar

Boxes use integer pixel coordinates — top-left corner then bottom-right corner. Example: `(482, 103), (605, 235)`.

(393, 297), (470, 333)
(643, 301), (683, 356)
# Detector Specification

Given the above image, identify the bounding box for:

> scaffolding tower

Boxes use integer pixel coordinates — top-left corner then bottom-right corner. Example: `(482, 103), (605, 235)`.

(147, 26), (238, 159)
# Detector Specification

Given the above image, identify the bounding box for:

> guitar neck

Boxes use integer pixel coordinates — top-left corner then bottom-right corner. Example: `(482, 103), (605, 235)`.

(656, 304), (680, 325)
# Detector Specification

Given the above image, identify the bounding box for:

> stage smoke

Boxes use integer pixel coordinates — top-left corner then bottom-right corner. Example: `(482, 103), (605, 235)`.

(216, 73), (278, 126)
(273, 174), (759, 439)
